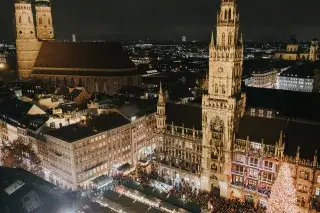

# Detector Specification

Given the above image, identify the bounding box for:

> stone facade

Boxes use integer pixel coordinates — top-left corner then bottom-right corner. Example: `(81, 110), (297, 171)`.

(36, 112), (156, 190)
(274, 41), (318, 61)
(35, 0), (55, 40)
(154, 0), (320, 212)
(15, 0), (140, 92)
(33, 74), (140, 94)
(15, 1), (42, 79)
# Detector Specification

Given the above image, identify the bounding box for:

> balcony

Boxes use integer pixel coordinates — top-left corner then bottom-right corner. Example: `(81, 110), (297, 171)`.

(248, 163), (259, 168)
(231, 182), (244, 188)
(233, 159), (246, 165)
(245, 185), (257, 192)
(232, 170), (244, 176)
(261, 178), (273, 184)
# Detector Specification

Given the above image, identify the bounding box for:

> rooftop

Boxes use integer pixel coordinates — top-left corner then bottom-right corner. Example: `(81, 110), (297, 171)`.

(118, 99), (157, 119)
(33, 41), (136, 71)
(237, 115), (320, 160)
(279, 61), (320, 78)
(166, 103), (202, 130)
(47, 113), (130, 143)
(245, 86), (320, 122)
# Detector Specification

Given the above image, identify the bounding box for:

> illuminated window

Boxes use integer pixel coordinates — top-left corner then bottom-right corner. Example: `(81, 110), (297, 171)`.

(300, 171), (309, 180)
(214, 84), (218, 93)
(222, 33), (226, 46)
(228, 32), (232, 45)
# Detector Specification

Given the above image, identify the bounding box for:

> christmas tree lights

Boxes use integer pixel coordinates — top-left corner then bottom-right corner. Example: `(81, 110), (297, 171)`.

(267, 163), (298, 213)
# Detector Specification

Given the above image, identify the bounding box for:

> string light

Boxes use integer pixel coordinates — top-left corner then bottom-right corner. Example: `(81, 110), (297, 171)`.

(267, 163), (298, 213)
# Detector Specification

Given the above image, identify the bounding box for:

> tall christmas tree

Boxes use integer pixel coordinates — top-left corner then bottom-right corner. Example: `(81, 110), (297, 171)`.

(267, 163), (298, 213)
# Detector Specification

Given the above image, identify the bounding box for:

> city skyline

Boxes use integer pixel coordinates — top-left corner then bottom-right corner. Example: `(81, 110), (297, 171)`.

(0, 0), (320, 42)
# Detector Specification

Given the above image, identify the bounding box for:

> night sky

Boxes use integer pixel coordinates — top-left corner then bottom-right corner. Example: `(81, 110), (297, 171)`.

(0, 0), (319, 42)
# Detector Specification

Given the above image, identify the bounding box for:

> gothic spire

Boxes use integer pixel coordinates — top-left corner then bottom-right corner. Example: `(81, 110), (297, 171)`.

(211, 30), (215, 45)
(158, 82), (165, 105)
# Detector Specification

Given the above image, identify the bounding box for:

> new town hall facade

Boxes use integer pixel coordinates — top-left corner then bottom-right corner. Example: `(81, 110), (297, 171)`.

(155, 0), (320, 212)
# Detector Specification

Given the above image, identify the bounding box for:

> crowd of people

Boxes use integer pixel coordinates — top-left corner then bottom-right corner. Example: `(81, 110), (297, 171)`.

(110, 165), (267, 213)
(208, 197), (266, 213)
(165, 179), (267, 213)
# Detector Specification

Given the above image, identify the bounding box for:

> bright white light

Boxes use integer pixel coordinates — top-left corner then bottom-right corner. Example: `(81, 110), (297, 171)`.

(131, 116), (136, 122)
(0, 63), (5, 69)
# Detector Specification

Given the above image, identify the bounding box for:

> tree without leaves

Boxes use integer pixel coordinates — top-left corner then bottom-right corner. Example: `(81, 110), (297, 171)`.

(1, 140), (44, 177)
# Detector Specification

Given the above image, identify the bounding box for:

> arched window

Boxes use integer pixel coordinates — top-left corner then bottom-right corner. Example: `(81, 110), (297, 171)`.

(222, 33), (226, 46)
(48, 18), (51, 25)
(94, 79), (99, 92)
(214, 84), (218, 93)
(39, 18), (42, 25)
(63, 77), (68, 86)
(86, 78), (90, 91)
(228, 9), (232, 20)
(70, 77), (75, 87)
(28, 17), (31, 24)
(224, 9), (228, 20)
(19, 16), (22, 24)
(102, 80), (106, 92)
(222, 85), (226, 94)
(228, 32), (232, 46)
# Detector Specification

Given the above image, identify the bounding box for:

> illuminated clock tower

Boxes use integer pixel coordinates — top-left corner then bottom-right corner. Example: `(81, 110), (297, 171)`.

(200, 0), (246, 197)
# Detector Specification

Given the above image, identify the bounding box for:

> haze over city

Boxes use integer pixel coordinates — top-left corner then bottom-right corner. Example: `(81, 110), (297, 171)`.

(0, 0), (320, 41)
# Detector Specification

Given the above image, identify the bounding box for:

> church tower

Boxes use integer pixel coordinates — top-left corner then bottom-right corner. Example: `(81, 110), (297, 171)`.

(200, 0), (246, 197)
(309, 38), (318, 62)
(156, 83), (167, 131)
(35, 0), (55, 40)
(15, 0), (42, 80)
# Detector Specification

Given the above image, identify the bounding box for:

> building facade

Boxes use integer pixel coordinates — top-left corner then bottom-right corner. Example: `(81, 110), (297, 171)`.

(154, 0), (320, 212)
(15, 0), (42, 79)
(36, 111), (156, 190)
(14, 0), (140, 93)
(274, 38), (319, 61)
(245, 69), (278, 89)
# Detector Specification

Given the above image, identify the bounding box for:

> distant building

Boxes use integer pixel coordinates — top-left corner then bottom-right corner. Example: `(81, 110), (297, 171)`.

(246, 69), (278, 89)
(14, 0), (140, 94)
(277, 62), (320, 93)
(274, 36), (319, 61)
(72, 34), (76, 42)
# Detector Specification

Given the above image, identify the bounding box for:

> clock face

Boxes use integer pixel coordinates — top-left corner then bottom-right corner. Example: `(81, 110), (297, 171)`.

(218, 67), (224, 73)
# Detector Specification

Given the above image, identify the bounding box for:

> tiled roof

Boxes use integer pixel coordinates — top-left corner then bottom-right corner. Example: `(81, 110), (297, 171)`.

(245, 86), (320, 122)
(47, 113), (130, 143)
(237, 115), (320, 160)
(33, 41), (136, 70)
(166, 103), (202, 130)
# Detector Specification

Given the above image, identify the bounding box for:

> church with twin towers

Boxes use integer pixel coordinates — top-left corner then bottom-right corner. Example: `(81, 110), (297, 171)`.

(155, 0), (320, 212)
(14, 0), (140, 94)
